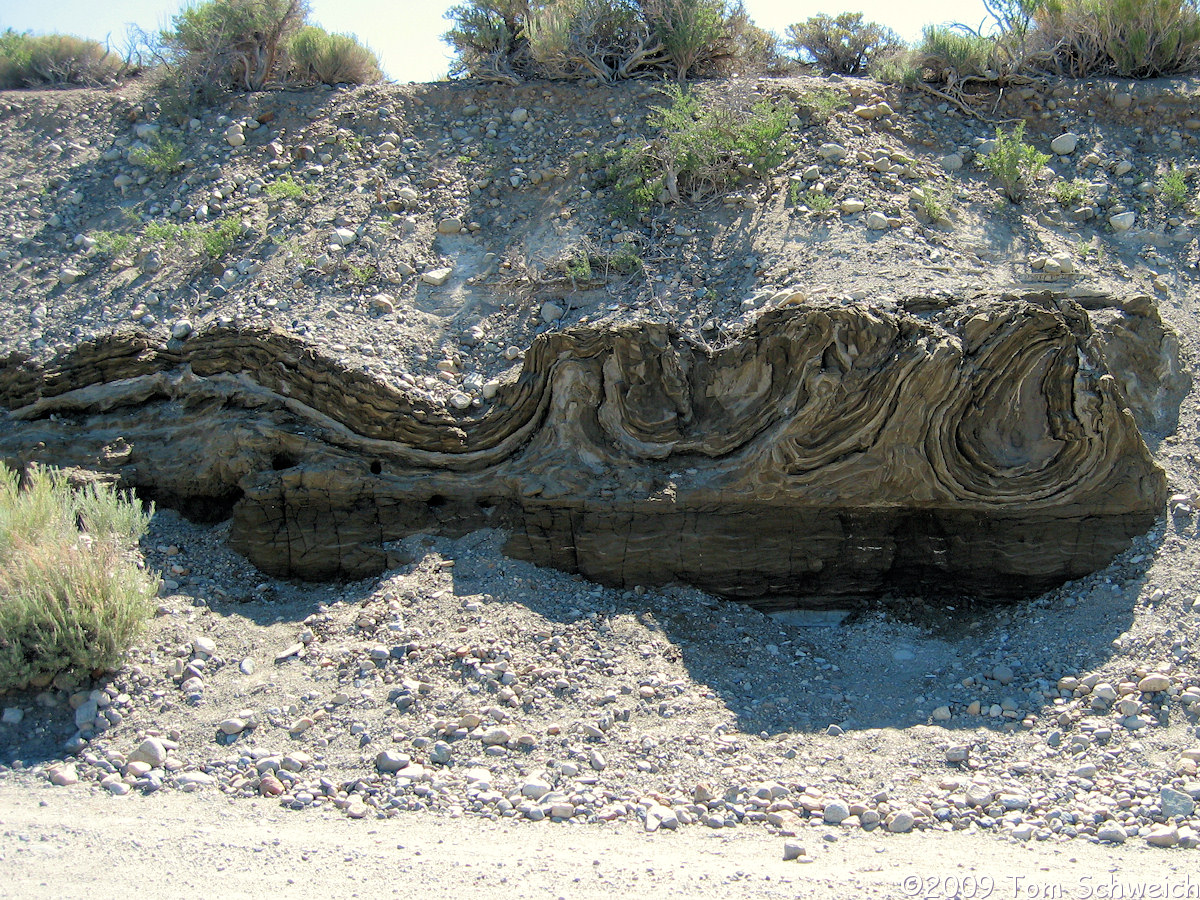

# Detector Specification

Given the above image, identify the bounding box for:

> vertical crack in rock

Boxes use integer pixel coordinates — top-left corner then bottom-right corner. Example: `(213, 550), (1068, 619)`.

(0, 295), (1172, 609)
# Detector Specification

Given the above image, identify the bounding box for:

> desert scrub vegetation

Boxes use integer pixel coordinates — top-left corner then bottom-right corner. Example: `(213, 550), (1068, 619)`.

(130, 135), (185, 175)
(91, 216), (245, 263)
(0, 29), (125, 89)
(287, 25), (382, 85)
(264, 174), (311, 200)
(606, 83), (791, 213)
(1157, 165), (1193, 210)
(980, 122), (1051, 203)
(793, 85), (849, 122)
(784, 12), (904, 76)
(1033, 0), (1200, 77)
(1050, 178), (1089, 207)
(157, 0), (379, 110)
(0, 466), (157, 693)
(444, 0), (764, 83)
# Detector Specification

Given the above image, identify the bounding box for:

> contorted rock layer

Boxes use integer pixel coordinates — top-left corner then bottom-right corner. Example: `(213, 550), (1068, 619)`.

(0, 293), (1170, 608)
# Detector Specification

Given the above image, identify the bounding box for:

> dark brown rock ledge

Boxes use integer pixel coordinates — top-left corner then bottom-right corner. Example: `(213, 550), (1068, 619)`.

(0, 295), (1169, 608)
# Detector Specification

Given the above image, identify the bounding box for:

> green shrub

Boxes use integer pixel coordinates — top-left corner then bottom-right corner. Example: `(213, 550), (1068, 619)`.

(1050, 178), (1088, 206)
(915, 25), (996, 81)
(91, 231), (136, 258)
(784, 12), (904, 75)
(130, 136), (185, 175)
(0, 466), (157, 693)
(644, 0), (736, 80)
(914, 182), (950, 221)
(265, 174), (309, 200)
(870, 53), (921, 85)
(287, 25), (381, 84)
(1157, 165), (1192, 208)
(443, 0), (532, 83)
(447, 0), (762, 82)
(161, 0), (310, 105)
(0, 29), (124, 89)
(143, 221), (183, 244)
(610, 83), (791, 212)
(1033, 0), (1200, 77)
(804, 190), (833, 214)
(193, 216), (244, 259)
(981, 122), (1051, 202)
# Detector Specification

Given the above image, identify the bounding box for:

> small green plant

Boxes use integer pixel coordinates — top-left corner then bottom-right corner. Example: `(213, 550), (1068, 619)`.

(915, 182), (949, 221)
(795, 86), (848, 122)
(804, 190), (833, 214)
(1050, 178), (1089, 207)
(980, 122), (1051, 203)
(130, 136), (184, 175)
(565, 247), (594, 281)
(0, 465), (158, 692)
(264, 175), (309, 201)
(91, 231), (135, 258)
(347, 262), (377, 285)
(609, 83), (792, 214)
(609, 242), (643, 275)
(1157, 165), (1191, 209)
(197, 217), (243, 259)
(143, 221), (183, 244)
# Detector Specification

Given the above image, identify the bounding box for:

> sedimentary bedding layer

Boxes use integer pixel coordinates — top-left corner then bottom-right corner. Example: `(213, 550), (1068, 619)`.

(0, 294), (1169, 608)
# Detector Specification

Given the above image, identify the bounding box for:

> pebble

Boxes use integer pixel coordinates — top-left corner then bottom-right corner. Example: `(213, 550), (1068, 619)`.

(437, 217), (462, 234)
(817, 143), (847, 161)
(887, 811), (915, 833)
(218, 718), (247, 735)
(1138, 673), (1171, 692)
(481, 727), (511, 746)
(1050, 133), (1079, 155)
(421, 267), (452, 286)
(840, 199), (865, 214)
(1110, 211), (1137, 231)
(940, 154), (963, 171)
(540, 301), (564, 323)
(510, 108), (529, 124)
(1097, 823), (1128, 843)
(238, 658), (255, 676)
(128, 737), (169, 768)
(783, 840), (805, 861)
(330, 227), (356, 247)
(865, 212), (889, 230)
(823, 799), (850, 824)
(2, 707), (23, 725)
(1161, 786), (1196, 818)
(49, 764), (79, 786)
(172, 320), (193, 341)
(376, 750), (411, 773)
(1146, 825), (1180, 847)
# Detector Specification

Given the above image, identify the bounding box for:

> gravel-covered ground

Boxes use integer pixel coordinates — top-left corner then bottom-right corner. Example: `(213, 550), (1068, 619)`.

(2, 72), (1200, 895)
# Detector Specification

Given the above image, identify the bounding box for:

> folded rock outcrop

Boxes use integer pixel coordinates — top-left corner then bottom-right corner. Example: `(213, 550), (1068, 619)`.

(0, 293), (1169, 608)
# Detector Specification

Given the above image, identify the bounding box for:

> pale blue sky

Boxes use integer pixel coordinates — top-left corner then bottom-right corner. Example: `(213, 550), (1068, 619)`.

(0, 0), (992, 83)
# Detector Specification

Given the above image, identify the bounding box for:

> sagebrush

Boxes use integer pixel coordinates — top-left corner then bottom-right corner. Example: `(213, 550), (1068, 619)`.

(0, 29), (124, 89)
(784, 12), (903, 75)
(0, 466), (157, 693)
(608, 83), (791, 213)
(981, 122), (1051, 202)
